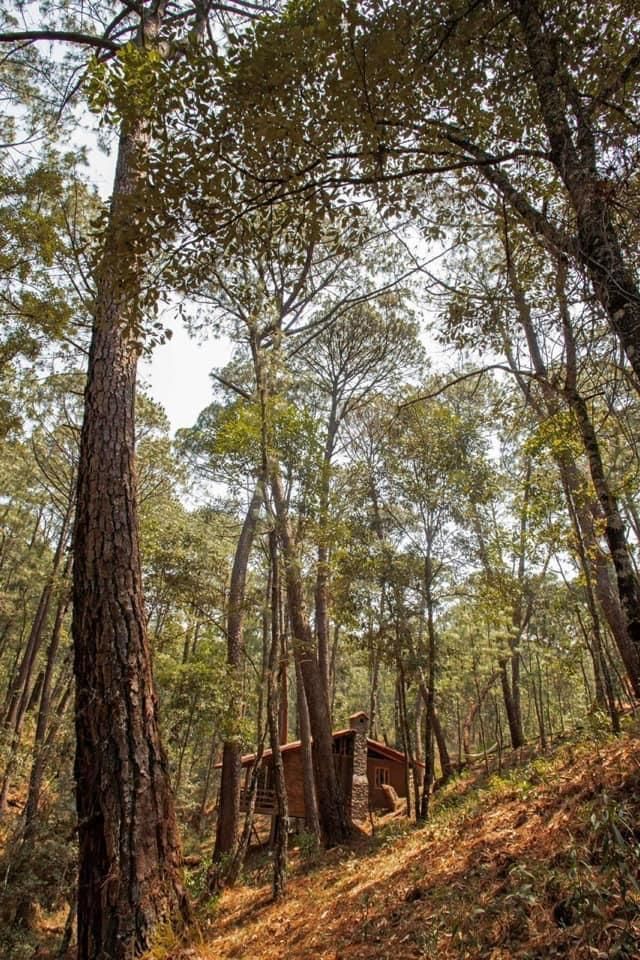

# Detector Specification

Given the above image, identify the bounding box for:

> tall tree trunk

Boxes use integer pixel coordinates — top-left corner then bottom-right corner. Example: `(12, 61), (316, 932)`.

(295, 659), (320, 839)
(270, 471), (352, 846)
(196, 731), (218, 834)
(462, 671), (500, 761)
(315, 405), (338, 702)
(214, 480), (263, 868)
(267, 531), (288, 900)
(503, 238), (640, 694)
(14, 580), (72, 927)
(500, 658), (525, 749)
(510, 0), (640, 384)
(22, 562), (72, 836)
(420, 557), (438, 817)
(432, 706), (452, 781)
(0, 503), (72, 819)
(3, 496), (72, 733)
(72, 9), (188, 953)
(557, 275), (640, 677)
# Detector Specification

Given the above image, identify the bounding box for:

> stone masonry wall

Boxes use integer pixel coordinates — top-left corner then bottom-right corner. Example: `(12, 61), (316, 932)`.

(349, 712), (370, 821)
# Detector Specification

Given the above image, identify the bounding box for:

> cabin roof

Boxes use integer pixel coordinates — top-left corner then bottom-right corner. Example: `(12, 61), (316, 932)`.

(214, 729), (424, 769)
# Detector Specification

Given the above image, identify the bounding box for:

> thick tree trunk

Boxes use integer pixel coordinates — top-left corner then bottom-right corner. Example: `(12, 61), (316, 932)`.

(72, 32), (188, 953)
(214, 480), (263, 867)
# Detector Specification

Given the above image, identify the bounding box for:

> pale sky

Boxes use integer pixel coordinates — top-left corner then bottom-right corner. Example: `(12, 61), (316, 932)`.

(139, 322), (233, 432)
(81, 131), (228, 433)
(80, 121), (451, 437)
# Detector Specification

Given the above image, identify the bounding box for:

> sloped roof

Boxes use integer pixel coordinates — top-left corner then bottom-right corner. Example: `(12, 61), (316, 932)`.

(214, 729), (424, 769)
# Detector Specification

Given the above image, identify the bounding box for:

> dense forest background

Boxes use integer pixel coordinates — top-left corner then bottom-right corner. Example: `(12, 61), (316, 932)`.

(0, 0), (639, 958)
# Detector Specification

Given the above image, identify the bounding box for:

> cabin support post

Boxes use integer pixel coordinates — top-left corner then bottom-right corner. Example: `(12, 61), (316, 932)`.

(349, 711), (369, 821)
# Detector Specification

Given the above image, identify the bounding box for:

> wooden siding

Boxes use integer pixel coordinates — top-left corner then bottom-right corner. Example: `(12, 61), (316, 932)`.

(367, 751), (409, 810)
(236, 736), (413, 817)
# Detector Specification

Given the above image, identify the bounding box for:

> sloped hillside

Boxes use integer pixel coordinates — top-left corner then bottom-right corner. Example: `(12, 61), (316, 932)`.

(169, 725), (640, 960)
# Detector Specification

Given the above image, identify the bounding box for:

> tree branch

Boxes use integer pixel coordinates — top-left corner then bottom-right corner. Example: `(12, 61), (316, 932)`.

(0, 30), (120, 52)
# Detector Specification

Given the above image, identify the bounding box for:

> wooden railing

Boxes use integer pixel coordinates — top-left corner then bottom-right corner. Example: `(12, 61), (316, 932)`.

(239, 786), (276, 813)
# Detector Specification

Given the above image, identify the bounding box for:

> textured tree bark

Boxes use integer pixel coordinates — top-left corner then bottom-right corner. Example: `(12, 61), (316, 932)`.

(270, 471), (352, 846)
(213, 480), (263, 869)
(267, 531), (289, 900)
(504, 242), (640, 694)
(72, 9), (188, 952)
(0, 499), (73, 819)
(23, 557), (72, 835)
(296, 658), (320, 839)
(74, 315), (188, 956)
(556, 271), (640, 678)
(314, 405), (338, 701)
(510, 0), (640, 383)
(499, 658), (525, 749)
(462, 671), (500, 761)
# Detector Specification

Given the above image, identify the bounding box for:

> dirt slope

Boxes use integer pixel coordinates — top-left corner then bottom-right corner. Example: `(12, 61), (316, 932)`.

(170, 727), (640, 960)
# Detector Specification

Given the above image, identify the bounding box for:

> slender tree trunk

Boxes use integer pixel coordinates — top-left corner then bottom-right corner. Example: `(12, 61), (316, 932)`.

(315, 408), (338, 702)
(22, 566), (72, 835)
(296, 659), (320, 840)
(510, 0), (640, 383)
(14, 585), (72, 927)
(557, 281), (640, 677)
(267, 532), (288, 900)
(278, 625), (289, 744)
(3, 497), (71, 733)
(197, 732), (218, 833)
(462, 671), (499, 760)
(432, 706), (452, 781)
(503, 239), (640, 694)
(270, 471), (352, 846)
(214, 479), (263, 868)
(500, 658), (525, 749)
(0, 507), (73, 819)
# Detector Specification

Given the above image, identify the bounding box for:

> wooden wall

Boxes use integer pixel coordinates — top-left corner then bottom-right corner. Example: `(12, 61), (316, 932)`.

(367, 754), (408, 810)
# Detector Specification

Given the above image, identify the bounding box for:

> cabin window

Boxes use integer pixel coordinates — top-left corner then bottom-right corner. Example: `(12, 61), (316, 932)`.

(374, 766), (390, 788)
(333, 736), (353, 756)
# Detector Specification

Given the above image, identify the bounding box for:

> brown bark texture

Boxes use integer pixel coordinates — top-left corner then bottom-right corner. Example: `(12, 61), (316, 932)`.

(72, 39), (187, 956)
(510, 0), (640, 383)
(270, 472), (352, 846)
(214, 480), (263, 865)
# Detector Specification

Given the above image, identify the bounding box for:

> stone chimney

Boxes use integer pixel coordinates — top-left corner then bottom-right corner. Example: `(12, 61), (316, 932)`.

(349, 711), (369, 821)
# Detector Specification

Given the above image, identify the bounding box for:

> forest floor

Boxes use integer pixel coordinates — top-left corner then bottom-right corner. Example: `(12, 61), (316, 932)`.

(162, 721), (640, 960)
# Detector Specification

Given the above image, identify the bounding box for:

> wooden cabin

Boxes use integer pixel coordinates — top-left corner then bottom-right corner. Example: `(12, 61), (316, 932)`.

(216, 711), (421, 821)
